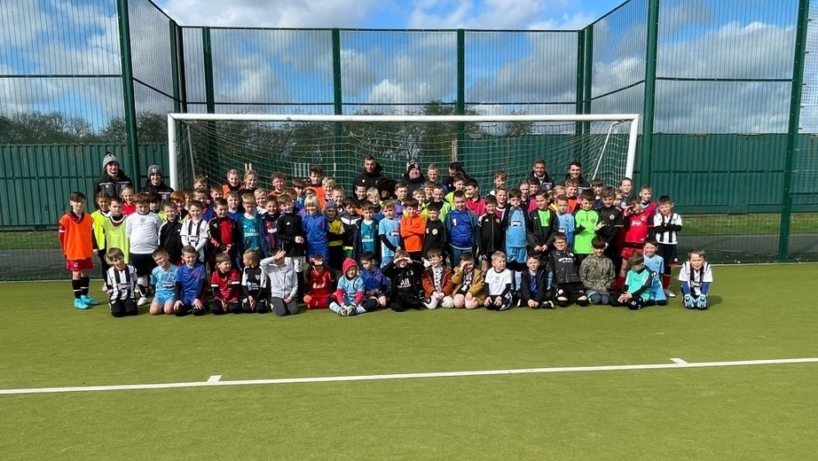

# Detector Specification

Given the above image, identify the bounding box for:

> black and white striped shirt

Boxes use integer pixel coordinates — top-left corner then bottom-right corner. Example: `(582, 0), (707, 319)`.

(652, 212), (683, 245)
(106, 265), (137, 301)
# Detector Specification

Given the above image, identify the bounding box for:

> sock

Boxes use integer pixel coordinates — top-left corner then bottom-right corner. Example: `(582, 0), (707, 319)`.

(72, 279), (82, 299)
(661, 274), (671, 289)
(80, 277), (90, 296)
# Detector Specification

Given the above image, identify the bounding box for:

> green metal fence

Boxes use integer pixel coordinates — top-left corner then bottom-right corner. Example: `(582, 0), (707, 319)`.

(1, 0), (817, 280)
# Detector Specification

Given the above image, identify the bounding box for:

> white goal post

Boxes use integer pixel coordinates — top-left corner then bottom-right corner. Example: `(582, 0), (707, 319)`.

(166, 113), (640, 191)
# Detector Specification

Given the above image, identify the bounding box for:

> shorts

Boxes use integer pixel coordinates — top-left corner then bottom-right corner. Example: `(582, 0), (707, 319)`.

(506, 246), (527, 264)
(620, 245), (644, 260)
(66, 258), (93, 272)
(658, 244), (678, 267)
(131, 253), (157, 277)
(153, 291), (176, 305)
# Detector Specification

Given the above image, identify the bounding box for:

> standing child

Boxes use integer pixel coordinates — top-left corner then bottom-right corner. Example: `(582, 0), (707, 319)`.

(679, 248), (713, 310)
(120, 186), (137, 216)
(275, 193), (306, 297)
(330, 258), (377, 316)
(360, 251), (390, 309)
(478, 196), (504, 273)
(564, 179), (579, 213)
(377, 200), (401, 268)
(261, 198), (281, 257)
(554, 194), (576, 248)
(149, 248), (178, 315)
(180, 200), (209, 263)
(591, 178), (605, 209)
(483, 251), (514, 311)
(519, 254), (553, 309)
(653, 195), (683, 297)
(616, 196), (651, 291)
(222, 168), (242, 196)
(494, 188), (508, 220)
(527, 190), (559, 263)
(209, 198), (241, 269)
(159, 202), (183, 265)
(125, 194), (162, 306)
(421, 248), (454, 309)
(91, 192), (112, 288)
(579, 236), (616, 305)
(104, 247), (137, 317)
(341, 198), (361, 258)
(597, 187), (623, 272)
(173, 245), (209, 316)
(324, 202), (346, 271)
(464, 179), (486, 217)
(451, 252), (485, 309)
(548, 233), (589, 307)
(352, 204), (379, 262)
(619, 177), (633, 210)
(445, 191), (478, 267)
(488, 170), (507, 196)
(303, 255), (334, 310)
(638, 185), (657, 220)
(210, 253), (242, 315)
(260, 249), (299, 316)
(241, 249), (269, 313)
(501, 188), (530, 290)
(400, 198), (426, 261)
(616, 253), (666, 309)
(238, 193), (267, 257)
(302, 195), (329, 262)
(423, 203), (447, 264)
(572, 189), (603, 266)
(382, 250), (426, 312)
(238, 169), (259, 197)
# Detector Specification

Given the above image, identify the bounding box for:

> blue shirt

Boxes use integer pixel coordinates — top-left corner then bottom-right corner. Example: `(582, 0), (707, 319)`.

(361, 220), (376, 254)
(151, 264), (179, 294)
(557, 212), (576, 247)
(238, 214), (262, 251)
(337, 275), (364, 305)
(176, 263), (207, 299)
(378, 217), (401, 260)
(505, 206), (527, 248)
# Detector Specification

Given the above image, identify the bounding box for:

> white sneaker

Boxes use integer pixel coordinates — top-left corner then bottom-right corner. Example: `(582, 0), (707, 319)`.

(664, 289), (676, 298)
(137, 296), (149, 307)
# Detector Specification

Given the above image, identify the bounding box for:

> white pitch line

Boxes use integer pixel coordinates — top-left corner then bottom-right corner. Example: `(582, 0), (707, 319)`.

(1, 357), (817, 396)
(207, 375), (222, 383)
(670, 357), (688, 365)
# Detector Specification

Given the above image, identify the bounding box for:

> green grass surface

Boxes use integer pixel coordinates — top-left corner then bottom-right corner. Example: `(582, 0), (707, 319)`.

(2, 264), (818, 460)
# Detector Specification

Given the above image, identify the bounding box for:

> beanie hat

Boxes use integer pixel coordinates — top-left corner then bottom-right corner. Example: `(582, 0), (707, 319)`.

(103, 153), (119, 169)
(407, 160), (420, 172)
(147, 164), (162, 176)
(342, 258), (358, 276)
(324, 201), (337, 210)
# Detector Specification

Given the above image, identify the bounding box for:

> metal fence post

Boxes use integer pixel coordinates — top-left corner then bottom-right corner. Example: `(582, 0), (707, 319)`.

(576, 29), (586, 133)
(169, 20), (187, 113)
(116, 0), (140, 186)
(778, 0), (811, 261)
(456, 29), (466, 161)
(639, 0), (660, 186)
(332, 28), (343, 181)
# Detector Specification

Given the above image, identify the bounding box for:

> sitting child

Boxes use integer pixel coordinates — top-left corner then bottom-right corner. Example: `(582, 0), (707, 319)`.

(303, 255), (334, 310)
(382, 250), (426, 312)
(451, 252), (485, 310)
(149, 248), (178, 315)
(483, 251), (514, 311)
(579, 236), (616, 305)
(260, 249), (299, 316)
(519, 254), (553, 309)
(421, 248), (455, 309)
(241, 249), (269, 313)
(330, 258), (378, 316)
(548, 233), (588, 307)
(360, 251), (390, 309)
(616, 253), (666, 310)
(679, 248), (713, 310)
(210, 253), (242, 315)
(173, 245), (209, 316)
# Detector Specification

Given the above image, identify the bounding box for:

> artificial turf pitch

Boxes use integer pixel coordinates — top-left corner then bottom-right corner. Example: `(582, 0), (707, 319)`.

(1, 264), (817, 460)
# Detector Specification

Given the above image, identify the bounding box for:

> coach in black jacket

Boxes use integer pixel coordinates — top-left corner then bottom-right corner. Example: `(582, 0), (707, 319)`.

(93, 153), (134, 206)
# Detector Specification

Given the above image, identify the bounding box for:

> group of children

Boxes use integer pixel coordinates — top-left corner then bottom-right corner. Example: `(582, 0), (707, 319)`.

(58, 157), (713, 318)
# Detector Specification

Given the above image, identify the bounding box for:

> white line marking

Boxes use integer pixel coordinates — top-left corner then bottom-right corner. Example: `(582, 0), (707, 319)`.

(1, 357), (816, 396)
(207, 375), (222, 383)
(670, 357), (688, 365)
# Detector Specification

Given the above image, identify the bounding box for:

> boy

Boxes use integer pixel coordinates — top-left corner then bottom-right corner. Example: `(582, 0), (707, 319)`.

(501, 188), (529, 290)
(351, 203), (379, 262)
(341, 197), (361, 258)
(597, 187), (623, 270)
(210, 253), (242, 314)
(360, 251), (390, 309)
(303, 254), (334, 310)
(238, 169), (259, 197)
(423, 203), (447, 264)
(488, 170), (507, 196)
(572, 189), (603, 266)
(638, 185), (657, 219)
(181, 200), (209, 263)
(159, 202), (183, 265)
(241, 249), (269, 313)
(430, 184), (452, 221)
(149, 248), (178, 315)
(302, 195), (329, 261)
(261, 198), (281, 257)
(238, 193), (268, 257)
(554, 194), (576, 248)
(464, 179), (486, 217)
(579, 236), (616, 305)
(352, 183), (368, 212)
(617, 196), (651, 291)
(619, 177), (633, 209)
(104, 247), (138, 317)
(494, 187), (508, 220)
(483, 251), (514, 311)
(421, 248), (454, 309)
(195, 187), (215, 222)
(478, 196), (504, 272)
(679, 248), (713, 310)
(451, 252), (485, 309)
(444, 174), (466, 204)
(564, 179), (579, 213)
(393, 181), (408, 215)
(173, 245), (209, 316)
(324, 202), (345, 270)
(269, 171), (287, 199)
(653, 195), (682, 297)
(260, 249), (299, 316)
(209, 198), (241, 268)
(382, 250), (426, 312)
(254, 188), (269, 215)
(306, 165), (325, 207)
(330, 258), (377, 316)
(400, 198), (426, 261)
(527, 190), (559, 262)
(275, 193), (306, 296)
(519, 254), (553, 309)
(101, 196), (130, 271)
(378, 201), (401, 268)
(616, 253), (666, 309)
(125, 193), (163, 304)
(222, 168), (242, 196)
(445, 191), (478, 267)
(91, 192), (112, 288)
(59, 191), (99, 309)
(548, 233), (589, 307)
(590, 178), (605, 209)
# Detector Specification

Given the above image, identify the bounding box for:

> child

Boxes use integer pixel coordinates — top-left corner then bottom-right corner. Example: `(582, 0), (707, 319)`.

(421, 248), (454, 309)
(170, 191), (188, 220)
(444, 174), (466, 204)
(149, 248), (178, 315)
(382, 250), (426, 312)
(555, 194), (576, 248)
(195, 188), (216, 222)
(181, 200), (209, 263)
(241, 249), (269, 313)
(464, 179), (486, 217)
(275, 193), (306, 296)
(360, 251), (390, 309)
(59, 192), (100, 309)
(616, 196), (651, 291)
(638, 185), (657, 220)
(238, 193), (267, 257)
(564, 179), (579, 213)
(209, 253), (242, 314)
(269, 171), (287, 199)
(303, 255), (334, 310)
(572, 189), (603, 266)
(302, 195), (329, 261)
(591, 178), (605, 209)
(254, 188), (268, 215)
(597, 186), (623, 271)
(330, 258), (377, 316)
(193, 175), (209, 193)
(653, 195), (683, 297)
(527, 178), (541, 213)
(501, 188), (529, 290)
(400, 198), (426, 261)
(222, 168), (242, 196)
(173, 245), (209, 316)
(125, 194), (162, 305)
(451, 252), (485, 309)
(430, 184), (452, 221)
(366, 187), (383, 220)
(616, 253), (666, 310)
(478, 196), (504, 273)
(104, 247), (138, 317)
(101, 196), (130, 271)
(209, 198), (241, 268)
(377, 200), (401, 268)
(527, 190), (559, 262)
(579, 236), (616, 305)
(519, 254), (553, 309)
(619, 177), (633, 209)
(120, 186), (136, 216)
(292, 179), (307, 211)
(423, 203), (447, 264)
(260, 249), (299, 316)
(341, 198), (361, 258)
(352, 204), (380, 262)
(445, 191), (478, 267)
(493, 187), (508, 220)
(548, 233), (589, 307)
(261, 198), (281, 257)
(483, 251), (514, 311)
(91, 192), (112, 288)
(352, 183), (368, 212)
(324, 202), (345, 271)
(238, 169), (259, 196)
(306, 165), (325, 207)
(679, 248), (713, 310)
(488, 170), (507, 196)
(393, 182), (408, 215)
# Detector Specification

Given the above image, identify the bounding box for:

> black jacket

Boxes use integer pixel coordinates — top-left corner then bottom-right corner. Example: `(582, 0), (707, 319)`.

(93, 170), (133, 204)
(520, 267), (549, 303)
(143, 181), (174, 206)
(352, 163), (384, 192)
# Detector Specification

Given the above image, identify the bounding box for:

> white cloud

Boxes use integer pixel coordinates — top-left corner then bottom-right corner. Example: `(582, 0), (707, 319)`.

(407, 0), (580, 29)
(158, 0), (383, 27)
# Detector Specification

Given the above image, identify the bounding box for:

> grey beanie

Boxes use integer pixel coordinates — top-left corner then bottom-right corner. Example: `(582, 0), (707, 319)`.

(147, 164), (162, 176)
(103, 152), (119, 169)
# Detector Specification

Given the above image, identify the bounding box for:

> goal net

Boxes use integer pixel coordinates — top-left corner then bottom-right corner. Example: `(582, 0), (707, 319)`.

(167, 114), (639, 193)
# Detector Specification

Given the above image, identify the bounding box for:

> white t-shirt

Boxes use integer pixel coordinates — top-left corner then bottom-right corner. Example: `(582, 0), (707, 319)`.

(678, 261), (713, 296)
(126, 212), (161, 254)
(485, 268), (512, 296)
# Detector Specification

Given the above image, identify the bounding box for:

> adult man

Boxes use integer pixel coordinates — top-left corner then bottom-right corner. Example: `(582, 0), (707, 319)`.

(403, 160), (426, 196)
(563, 161), (591, 190)
(93, 152), (134, 207)
(351, 156), (384, 192)
(527, 158), (553, 193)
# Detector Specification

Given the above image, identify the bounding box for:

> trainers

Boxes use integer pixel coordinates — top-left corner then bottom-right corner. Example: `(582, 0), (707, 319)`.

(541, 301), (555, 309)
(664, 289), (676, 298)
(338, 305), (349, 316)
(81, 295), (100, 306)
(137, 297), (149, 307)
(73, 298), (89, 310)
(346, 305), (359, 316)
